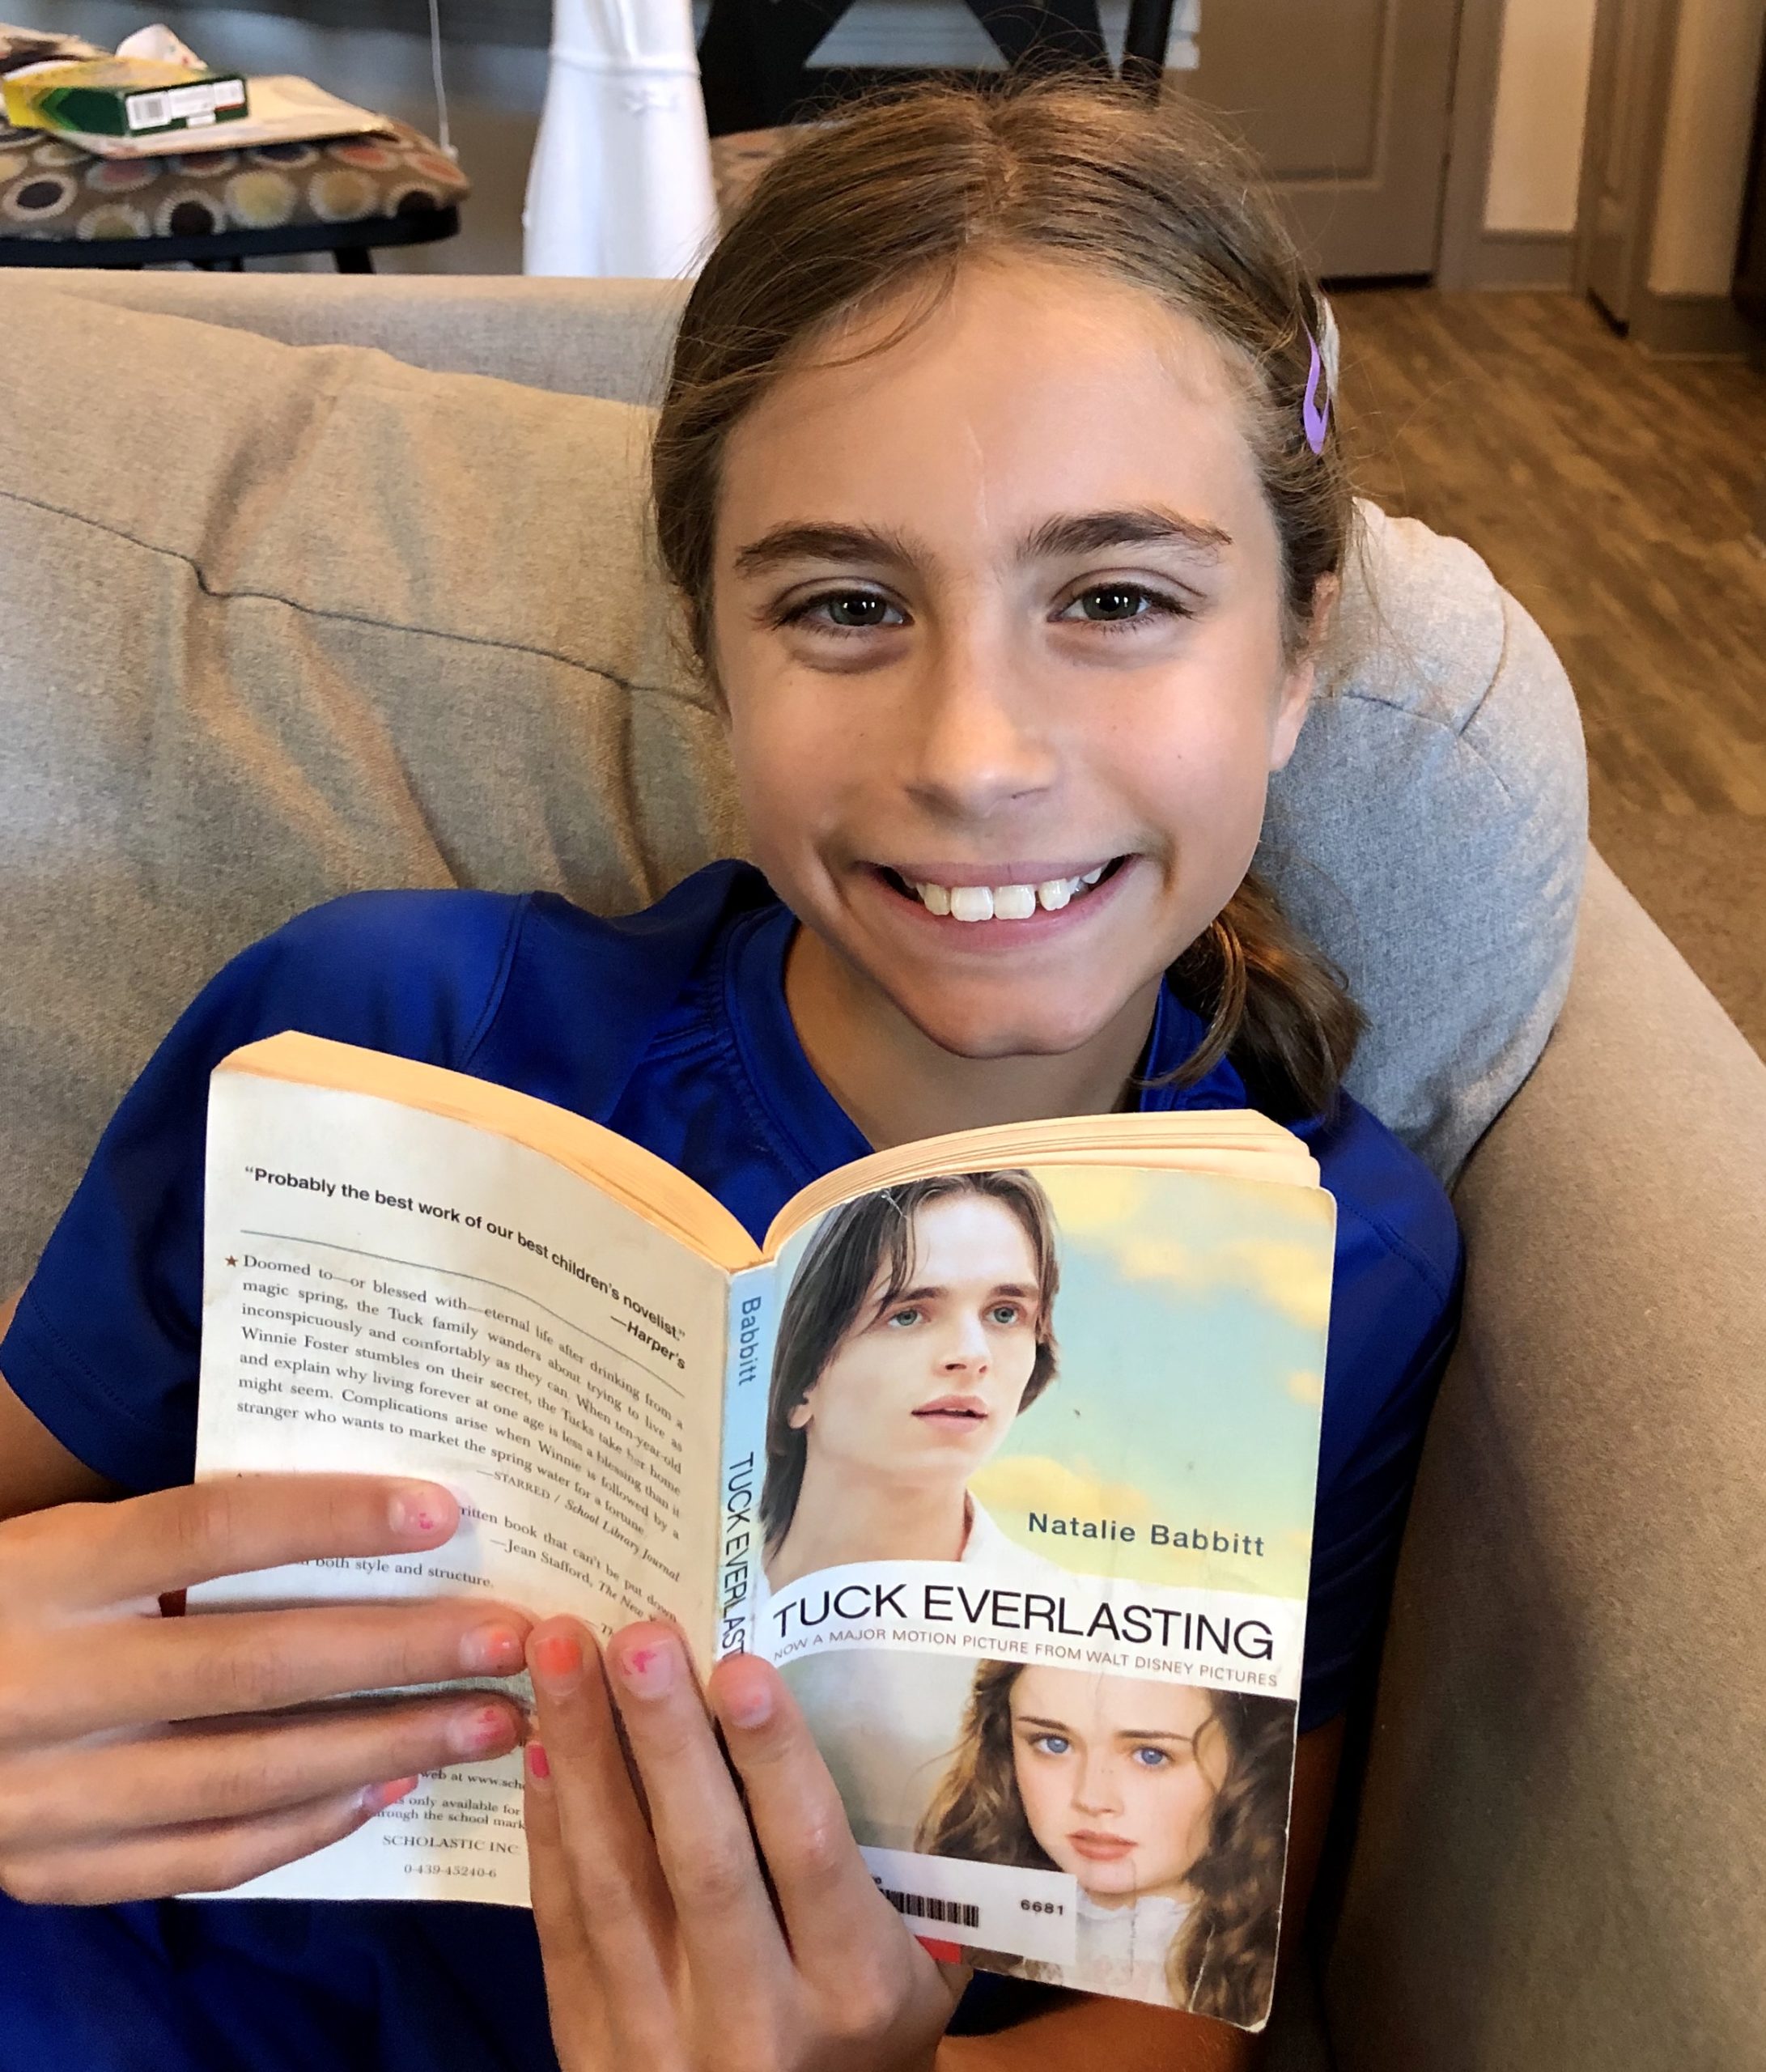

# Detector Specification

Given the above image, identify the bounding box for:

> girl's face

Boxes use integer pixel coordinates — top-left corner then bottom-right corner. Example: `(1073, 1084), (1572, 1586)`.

(1008, 1667), (1225, 1904)
(711, 252), (1318, 1067)
(788, 1193), (1042, 1485)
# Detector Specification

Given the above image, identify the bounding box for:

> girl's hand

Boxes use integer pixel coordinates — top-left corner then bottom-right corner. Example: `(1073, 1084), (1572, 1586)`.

(524, 1616), (968, 2072)
(0, 1476), (531, 1903)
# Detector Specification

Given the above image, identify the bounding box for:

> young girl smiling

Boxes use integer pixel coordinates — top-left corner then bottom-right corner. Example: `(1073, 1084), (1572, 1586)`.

(0, 77), (1460, 2072)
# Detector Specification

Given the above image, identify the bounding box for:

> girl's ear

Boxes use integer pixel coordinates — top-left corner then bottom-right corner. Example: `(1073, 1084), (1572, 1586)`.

(1268, 572), (1340, 774)
(787, 1390), (815, 1432)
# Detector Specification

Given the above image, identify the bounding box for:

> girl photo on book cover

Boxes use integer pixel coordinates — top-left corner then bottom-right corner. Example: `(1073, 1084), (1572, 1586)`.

(918, 1660), (1296, 2024)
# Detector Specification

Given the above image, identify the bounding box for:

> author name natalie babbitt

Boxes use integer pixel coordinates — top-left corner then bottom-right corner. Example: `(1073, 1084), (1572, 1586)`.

(1025, 1514), (1267, 1558)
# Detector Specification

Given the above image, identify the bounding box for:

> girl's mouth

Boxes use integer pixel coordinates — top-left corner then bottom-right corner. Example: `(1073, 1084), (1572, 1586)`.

(877, 858), (1128, 922)
(1067, 1830), (1136, 1862)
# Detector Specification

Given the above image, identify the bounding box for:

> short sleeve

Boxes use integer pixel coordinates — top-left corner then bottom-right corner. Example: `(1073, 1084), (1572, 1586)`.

(0, 892), (525, 1492)
(1296, 1099), (1464, 1732)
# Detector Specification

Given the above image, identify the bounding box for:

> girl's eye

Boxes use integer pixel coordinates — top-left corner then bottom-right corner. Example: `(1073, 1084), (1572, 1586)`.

(1055, 582), (1187, 628)
(1131, 1744), (1176, 1769)
(782, 590), (906, 632)
(1029, 1734), (1072, 1757)
(884, 1305), (923, 1329)
(987, 1303), (1024, 1327)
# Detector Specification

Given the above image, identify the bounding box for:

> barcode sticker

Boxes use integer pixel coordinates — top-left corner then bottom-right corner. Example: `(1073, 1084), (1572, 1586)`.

(860, 1846), (1077, 1967)
(877, 1887), (980, 1931)
(125, 91), (168, 130)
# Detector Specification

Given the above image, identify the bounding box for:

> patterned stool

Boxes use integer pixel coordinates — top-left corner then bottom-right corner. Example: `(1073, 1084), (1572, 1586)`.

(0, 117), (469, 270)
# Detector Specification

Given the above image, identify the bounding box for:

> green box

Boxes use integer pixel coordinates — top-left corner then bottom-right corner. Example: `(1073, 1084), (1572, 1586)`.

(3, 60), (248, 139)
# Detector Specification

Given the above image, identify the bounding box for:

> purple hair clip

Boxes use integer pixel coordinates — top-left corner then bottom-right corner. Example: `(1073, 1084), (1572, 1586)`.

(1301, 299), (1339, 456)
(1302, 329), (1330, 456)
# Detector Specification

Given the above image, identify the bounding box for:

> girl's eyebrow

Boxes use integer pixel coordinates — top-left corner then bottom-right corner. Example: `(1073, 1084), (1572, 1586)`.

(1025, 507), (1232, 561)
(732, 506), (1231, 578)
(1017, 1715), (1194, 1742)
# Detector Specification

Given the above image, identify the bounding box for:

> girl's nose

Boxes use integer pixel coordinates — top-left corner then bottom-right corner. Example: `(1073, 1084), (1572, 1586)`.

(1072, 1750), (1123, 1819)
(904, 633), (1058, 820)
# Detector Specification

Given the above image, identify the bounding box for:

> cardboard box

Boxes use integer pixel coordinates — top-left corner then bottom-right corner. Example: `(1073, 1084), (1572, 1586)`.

(2, 58), (248, 139)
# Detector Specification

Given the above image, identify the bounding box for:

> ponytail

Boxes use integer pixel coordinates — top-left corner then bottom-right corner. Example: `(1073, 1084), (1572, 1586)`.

(1163, 872), (1363, 1120)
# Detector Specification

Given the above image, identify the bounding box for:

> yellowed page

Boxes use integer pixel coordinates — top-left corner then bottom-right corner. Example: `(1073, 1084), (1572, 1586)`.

(767, 1110), (1318, 1251)
(225, 1032), (761, 1271)
(188, 1055), (733, 1904)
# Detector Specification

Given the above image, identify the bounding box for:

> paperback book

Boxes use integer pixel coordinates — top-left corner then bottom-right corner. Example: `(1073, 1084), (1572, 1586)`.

(190, 1031), (1335, 2027)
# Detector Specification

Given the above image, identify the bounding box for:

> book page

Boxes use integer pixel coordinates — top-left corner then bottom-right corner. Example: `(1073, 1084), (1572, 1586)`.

(766, 1110), (1318, 1250)
(732, 1162), (1333, 2027)
(187, 1064), (731, 1904)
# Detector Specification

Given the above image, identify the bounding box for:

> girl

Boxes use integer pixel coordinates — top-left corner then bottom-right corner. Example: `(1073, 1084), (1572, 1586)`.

(760, 1170), (1060, 1593)
(0, 74), (1461, 2072)
(919, 1661), (1295, 2027)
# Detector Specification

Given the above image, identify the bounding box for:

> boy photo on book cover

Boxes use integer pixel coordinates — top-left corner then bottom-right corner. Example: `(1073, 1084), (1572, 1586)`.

(757, 1170), (1064, 1597)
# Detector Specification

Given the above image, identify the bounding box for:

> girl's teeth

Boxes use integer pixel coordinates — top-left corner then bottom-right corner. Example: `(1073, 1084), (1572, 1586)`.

(909, 868), (1114, 919)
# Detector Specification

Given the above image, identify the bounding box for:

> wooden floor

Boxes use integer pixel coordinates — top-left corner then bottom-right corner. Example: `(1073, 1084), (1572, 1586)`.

(1333, 287), (1766, 1055)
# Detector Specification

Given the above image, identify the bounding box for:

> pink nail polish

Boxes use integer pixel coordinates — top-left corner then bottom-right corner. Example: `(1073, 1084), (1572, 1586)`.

(388, 1484), (452, 1539)
(525, 1742), (551, 1782)
(455, 1705), (516, 1757)
(459, 1624), (526, 1675)
(614, 1635), (678, 1697)
(718, 1661), (775, 1730)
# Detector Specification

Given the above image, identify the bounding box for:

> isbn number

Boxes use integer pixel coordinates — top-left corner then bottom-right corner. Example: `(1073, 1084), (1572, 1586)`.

(1019, 1897), (1067, 1915)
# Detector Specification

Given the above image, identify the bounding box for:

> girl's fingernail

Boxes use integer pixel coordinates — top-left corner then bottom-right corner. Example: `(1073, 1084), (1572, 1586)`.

(452, 1704), (518, 1757)
(719, 1666), (775, 1731)
(359, 1775), (419, 1816)
(613, 1632), (678, 1698)
(459, 1624), (526, 1675)
(532, 1630), (584, 1692)
(388, 1483), (454, 1538)
(525, 1741), (551, 1783)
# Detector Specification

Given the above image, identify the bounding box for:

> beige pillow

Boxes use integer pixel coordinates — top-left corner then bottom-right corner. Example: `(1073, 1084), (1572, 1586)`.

(0, 286), (743, 1286)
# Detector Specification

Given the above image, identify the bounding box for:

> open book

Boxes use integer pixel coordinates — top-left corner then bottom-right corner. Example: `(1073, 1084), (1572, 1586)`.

(192, 1032), (1335, 2028)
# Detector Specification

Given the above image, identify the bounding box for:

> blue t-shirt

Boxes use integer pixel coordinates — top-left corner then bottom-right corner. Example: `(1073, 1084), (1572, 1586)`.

(0, 862), (1461, 2072)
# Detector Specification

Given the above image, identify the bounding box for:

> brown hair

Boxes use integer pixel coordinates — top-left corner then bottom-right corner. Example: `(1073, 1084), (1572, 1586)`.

(917, 1659), (1295, 2025)
(652, 78), (1363, 1119)
(761, 1171), (1059, 1554)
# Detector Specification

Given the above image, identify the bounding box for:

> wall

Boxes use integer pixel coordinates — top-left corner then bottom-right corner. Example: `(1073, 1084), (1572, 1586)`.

(1649, 0), (1766, 292)
(1484, 0), (1600, 234)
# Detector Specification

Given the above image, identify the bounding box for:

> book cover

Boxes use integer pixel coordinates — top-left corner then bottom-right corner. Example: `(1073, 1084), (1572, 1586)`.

(734, 1167), (1330, 2025)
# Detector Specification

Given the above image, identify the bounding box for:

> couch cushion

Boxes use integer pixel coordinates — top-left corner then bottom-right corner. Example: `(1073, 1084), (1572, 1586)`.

(0, 280), (1585, 1289)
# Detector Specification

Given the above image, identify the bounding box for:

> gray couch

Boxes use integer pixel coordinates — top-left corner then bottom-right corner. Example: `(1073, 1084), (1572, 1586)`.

(3, 272), (1763, 2071)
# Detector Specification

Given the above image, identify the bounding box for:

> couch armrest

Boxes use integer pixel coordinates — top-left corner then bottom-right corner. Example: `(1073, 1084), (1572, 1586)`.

(1323, 848), (1766, 2070)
